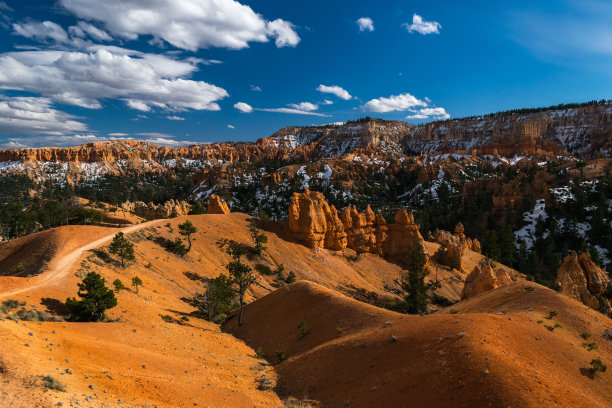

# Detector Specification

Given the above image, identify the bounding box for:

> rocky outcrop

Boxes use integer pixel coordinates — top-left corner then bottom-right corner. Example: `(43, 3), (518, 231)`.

(288, 190), (424, 264)
(556, 251), (610, 311)
(207, 195), (230, 215)
(429, 223), (481, 272)
(121, 199), (191, 220)
(461, 261), (514, 299)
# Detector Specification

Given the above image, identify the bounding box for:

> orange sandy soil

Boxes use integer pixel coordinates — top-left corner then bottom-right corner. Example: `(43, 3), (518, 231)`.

(225, 281), (611, 408)
(1, 212), (462, 407)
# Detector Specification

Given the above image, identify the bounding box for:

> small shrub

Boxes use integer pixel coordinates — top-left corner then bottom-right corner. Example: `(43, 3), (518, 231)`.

(180, 316), (190, 322)
(582, 342), (598, 351)
(431, 294), (455, 307)
(449, 309), (459, 315)
(166, 238), (188, 256)
(15, 263), (24, 274)
(285, 271), (296, 284)
(0, 299), (25, 314)
(131, 276), (143, 293)
(554, 322), (562, 329)
(546, 310), (557, 320)
(10, 308), (62, 322)
(298, 319), (309, 338)
(255, 346), (266, 359)
(161, 314), (173, 323)
(256, 374), (273, 390)
(41, 375), (65, 392)
(283, 398), (315, 408)
(537, 320), (544, 324)
(581, 332), (592, 340)
(589, 358), (607, 374)
(255, 263), (273, 276)
(275, 349), (287, 362)
(113, 279), (125, 292)
(524, 286), (535, 292)
(145, 262), (153, 269)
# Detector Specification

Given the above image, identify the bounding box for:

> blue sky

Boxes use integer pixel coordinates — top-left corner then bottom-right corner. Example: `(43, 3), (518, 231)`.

(0, 0), (611, 147)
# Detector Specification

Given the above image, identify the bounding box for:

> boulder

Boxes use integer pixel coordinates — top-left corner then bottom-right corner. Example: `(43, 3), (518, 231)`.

(207, 195), (230, 215)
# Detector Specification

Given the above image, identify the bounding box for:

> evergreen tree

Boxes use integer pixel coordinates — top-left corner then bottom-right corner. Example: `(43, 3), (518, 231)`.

(109, 232), (135, 267)
(226, 244), (257, 325)
(196, 274), (234, 322)
(66, 272), (117, 322)
(481, 230), (502, 261)
(402, 239), (429, 314)
(178, 220), (197, 251)
(249, 221), (268, 256)
(131, 276), (143, 293)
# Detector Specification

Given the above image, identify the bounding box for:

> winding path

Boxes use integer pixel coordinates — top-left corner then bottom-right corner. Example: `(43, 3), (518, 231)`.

(0, 220), (165, 299)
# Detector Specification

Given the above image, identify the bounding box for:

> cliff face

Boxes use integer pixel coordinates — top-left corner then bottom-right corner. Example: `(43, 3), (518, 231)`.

(556, 251), (610, 312)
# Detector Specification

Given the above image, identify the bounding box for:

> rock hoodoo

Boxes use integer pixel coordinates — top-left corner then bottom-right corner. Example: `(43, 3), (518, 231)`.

(428, 223), (481, 272)
(461, 261), (514, 299)
(556, 251), (610, 312)
(207, 195), (231, 215)
(288, 190), (424, 263)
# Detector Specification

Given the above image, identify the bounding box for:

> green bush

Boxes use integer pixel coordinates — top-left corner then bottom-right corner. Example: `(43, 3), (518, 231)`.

(255, 263), (273, 276)
(41, 375), (65, 392)
(113, 279), (125, 292)
(276, 349), (287, 362)
(589, 358), (607, 374)
(166, 237), (188, 256)
(285, 271), (296, 284)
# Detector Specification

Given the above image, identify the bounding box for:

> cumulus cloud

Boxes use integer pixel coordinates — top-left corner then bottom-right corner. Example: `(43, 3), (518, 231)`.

(166, 115), (185, 121)
(58, 0), (300, 51)
(0, 96), (88, 135)
(0, 48), (229, 112)
(406, 107), (450, 120)
(317, 84), (352, 100)
(234, 102), (253, 113)
(404, 14), (441, 35)
(361, 92), (427, 113)
(0, 134), (100, 149)
(357, 17), (374, 32)
(227, 124), (235, 129)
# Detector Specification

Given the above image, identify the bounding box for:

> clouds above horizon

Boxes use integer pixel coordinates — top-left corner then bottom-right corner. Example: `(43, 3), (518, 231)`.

(357, 17), (374, 32)
(0, 47), (229, 112)
(362, 92), (427, 113)
(404, 14), (441, 35)
(58, 0), (300, 51)
(0, 96), (88, 135)
(406, 107), (450, 120)
(317, 84), (352, 100)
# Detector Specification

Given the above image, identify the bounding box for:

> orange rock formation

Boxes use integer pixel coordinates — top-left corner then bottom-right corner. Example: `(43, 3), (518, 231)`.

(207, 194), (231, 215)
(556, 251), (610, 312)
(461, 261), (514, 299)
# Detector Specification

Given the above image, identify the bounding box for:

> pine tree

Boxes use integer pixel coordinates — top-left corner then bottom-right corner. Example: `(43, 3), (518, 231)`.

(402, 239), (429, 314)
(66, 272), (117, 322)
(178, 220), (197, 251)
(249, 222), (268, 256)
(131, 276), (143, 293)
(196, 274), (234, 322)
(226, 243), (257, 325)
(108, 232), (135, 267)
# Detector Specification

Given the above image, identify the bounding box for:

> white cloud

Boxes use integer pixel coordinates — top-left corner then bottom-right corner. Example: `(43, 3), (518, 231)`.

(234, 102), (253, 113)
(266, 19), (300, 48)
(109, 132), (128, 136)
(257, 108), (329, 116)
(0, 134), (101, 148)
(357, 17), (374, 32)
(166, 115), (185, 121)
(317, 84), (352, 100)
(404, 14), (441, 35)
(59, 0), (300, 51)
(362, 92), (427, 113)
(0, 48), (229, 112)
(250, 85), (262, 92)
(227, 124), (235, 129)
(288, 102), (318, 112)
(0, 96), (88, 135)
(406, 107), (450, 120)
(323, 99), (333, 105)
(68, 21), (111, 41)
(13, 21), (70, 43)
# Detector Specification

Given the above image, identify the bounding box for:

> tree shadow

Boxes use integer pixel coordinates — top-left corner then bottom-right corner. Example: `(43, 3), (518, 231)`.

(579, 368), (595, 379)
(184, 271), (207, 283)
(40, 298), (69, 316)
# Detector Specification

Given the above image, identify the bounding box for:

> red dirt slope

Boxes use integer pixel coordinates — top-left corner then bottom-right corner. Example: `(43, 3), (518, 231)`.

(225, 280), (612, 408)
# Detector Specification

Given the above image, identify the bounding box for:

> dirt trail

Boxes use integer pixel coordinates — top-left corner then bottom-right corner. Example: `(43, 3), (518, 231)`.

(0, 220), (164, 299)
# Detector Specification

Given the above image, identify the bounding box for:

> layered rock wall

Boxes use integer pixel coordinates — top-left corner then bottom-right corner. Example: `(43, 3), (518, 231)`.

(121, 199), (191, 219)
